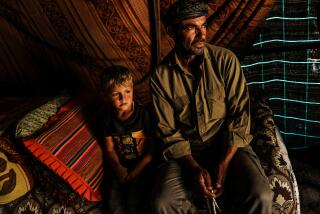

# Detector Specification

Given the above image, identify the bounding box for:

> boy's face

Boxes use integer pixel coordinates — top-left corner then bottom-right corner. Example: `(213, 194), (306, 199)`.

(109, 80), (133, 112)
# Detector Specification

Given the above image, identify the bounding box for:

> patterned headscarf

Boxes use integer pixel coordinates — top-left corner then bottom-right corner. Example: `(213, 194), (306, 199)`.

(163, 0), (208, 26)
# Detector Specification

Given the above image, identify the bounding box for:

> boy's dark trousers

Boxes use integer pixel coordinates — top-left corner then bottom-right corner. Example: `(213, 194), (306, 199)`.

(103, 167), (154, 214)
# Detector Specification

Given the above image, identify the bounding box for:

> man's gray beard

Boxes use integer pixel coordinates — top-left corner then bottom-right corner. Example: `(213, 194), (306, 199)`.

(191, 46), (204, 55)
(176, 43), (205, 57)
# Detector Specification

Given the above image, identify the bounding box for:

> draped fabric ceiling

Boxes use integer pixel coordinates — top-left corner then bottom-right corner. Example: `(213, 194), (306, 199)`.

(0, 0), (273, 104)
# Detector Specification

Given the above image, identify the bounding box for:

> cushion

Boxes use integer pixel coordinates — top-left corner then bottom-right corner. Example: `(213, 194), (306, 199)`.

(0, 134), (34, 204)
(2, 147), (102, 213)
(22, 98), (104, 201)
(15, 92), (70, 138)
(250, 89), (300, 214)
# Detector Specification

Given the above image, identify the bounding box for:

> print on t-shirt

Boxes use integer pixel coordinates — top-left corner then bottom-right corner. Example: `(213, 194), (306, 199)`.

(112, 130), (146, 161)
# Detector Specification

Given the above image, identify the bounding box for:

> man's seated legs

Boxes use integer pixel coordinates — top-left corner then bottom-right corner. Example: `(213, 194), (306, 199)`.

(152, 145), (272, 214)
(222, 146), (273, 214)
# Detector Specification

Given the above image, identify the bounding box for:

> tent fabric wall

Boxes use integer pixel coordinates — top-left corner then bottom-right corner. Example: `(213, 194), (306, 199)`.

(0, 0), (272, 104)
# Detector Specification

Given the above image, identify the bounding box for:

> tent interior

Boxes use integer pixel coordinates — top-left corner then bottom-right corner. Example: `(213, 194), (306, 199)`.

(0, 0), (319, 213)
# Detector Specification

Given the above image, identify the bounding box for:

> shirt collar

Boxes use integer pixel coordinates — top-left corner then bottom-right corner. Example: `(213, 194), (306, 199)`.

(167, 43), (210, 73)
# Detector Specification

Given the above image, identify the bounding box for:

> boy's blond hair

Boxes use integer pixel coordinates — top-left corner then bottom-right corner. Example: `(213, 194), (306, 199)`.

(101, 65), (133, 94)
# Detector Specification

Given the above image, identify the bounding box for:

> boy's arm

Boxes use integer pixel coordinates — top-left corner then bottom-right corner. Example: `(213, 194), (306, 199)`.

(104, 136), (128, 183)
(126, 139), (154, 182)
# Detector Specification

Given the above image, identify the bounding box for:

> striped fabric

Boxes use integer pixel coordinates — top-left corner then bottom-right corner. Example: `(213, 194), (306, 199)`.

(23, 99), (103, 201)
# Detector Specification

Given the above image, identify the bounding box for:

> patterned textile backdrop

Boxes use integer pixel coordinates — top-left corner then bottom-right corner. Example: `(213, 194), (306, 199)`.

(0, 0), (272, 104)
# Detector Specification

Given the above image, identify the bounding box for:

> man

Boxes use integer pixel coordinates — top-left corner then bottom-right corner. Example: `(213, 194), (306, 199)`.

(150, 1), (273, 213)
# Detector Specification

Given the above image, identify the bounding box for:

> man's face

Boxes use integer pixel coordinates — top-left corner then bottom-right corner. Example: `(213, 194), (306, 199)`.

(109, 80), (133, 113)
(175, 16), (207, 56)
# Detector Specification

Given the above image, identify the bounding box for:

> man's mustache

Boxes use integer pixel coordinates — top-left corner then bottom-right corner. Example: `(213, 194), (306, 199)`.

(192, 39), (206, 44)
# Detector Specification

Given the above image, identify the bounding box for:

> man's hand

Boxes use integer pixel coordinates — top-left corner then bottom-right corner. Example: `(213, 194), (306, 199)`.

(211, 143), (239, 198)
(193, 166), (215, 198)
(177, 155), (215, 198)
(211, 163), (227, 198)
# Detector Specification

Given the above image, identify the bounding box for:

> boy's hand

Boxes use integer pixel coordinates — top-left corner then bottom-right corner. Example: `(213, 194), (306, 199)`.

(123, 168), (141, 184)
(122, 149), (154, 184)
(116, 168), (128, 184)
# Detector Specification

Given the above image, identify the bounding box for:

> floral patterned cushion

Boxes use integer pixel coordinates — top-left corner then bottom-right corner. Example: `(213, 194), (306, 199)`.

(250, 89), (300, 214)
(0, 134), (34, 205)
(0, 144), (103, 214)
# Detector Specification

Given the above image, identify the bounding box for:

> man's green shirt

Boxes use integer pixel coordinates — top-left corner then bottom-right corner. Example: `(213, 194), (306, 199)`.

(151, 44), (252, 159)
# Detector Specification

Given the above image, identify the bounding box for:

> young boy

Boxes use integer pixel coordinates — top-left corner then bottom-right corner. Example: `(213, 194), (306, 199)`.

(100, 65), (156, 214)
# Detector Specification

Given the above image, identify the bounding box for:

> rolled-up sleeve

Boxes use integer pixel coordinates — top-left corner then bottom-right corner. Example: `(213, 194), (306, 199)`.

(223, 52), (253, 147)
(151, 71), (191, 160)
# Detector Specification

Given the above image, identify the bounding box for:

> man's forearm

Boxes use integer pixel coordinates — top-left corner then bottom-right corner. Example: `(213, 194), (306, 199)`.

(219, 143), (238, 166)
(177, 154), (201, 170)
(214, 143), (238, 189)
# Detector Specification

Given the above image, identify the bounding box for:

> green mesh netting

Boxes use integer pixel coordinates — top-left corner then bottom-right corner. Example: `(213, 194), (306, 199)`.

(242, 0), (320, 149)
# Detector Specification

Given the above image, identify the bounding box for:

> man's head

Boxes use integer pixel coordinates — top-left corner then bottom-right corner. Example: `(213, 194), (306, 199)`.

(101, 65), (133, 112)
(164, 0), (208, 56)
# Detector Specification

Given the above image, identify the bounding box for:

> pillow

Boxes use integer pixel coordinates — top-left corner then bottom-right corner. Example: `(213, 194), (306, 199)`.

(0, 134), (34, 204)
(15, 92), (70, 138)
(250, 89), (300, 213)
(23, 99), (104, 201)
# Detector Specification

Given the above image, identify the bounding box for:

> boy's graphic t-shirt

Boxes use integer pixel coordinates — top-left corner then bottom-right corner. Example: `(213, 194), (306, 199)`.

(103, 104), (153, 167)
